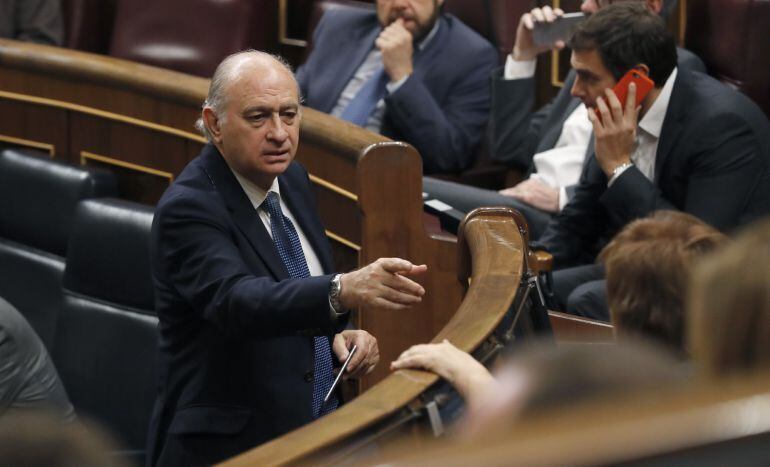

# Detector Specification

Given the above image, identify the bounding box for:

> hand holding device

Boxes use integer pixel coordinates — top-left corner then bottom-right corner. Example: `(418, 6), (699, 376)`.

(513, 6), (569, 61)
(532, 12), (586, 47)
(595, 67), (655, 123)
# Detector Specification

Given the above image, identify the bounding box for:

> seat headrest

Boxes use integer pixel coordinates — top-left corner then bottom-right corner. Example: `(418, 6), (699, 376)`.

(63, 198), (155, 312)
(108, 0), (277, 77)
(0, 149), (117, 256)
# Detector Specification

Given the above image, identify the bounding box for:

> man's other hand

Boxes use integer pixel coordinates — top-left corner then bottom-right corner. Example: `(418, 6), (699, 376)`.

(512, 6), (565, 62)
(499, 178), (560, 213)
(339, 258), (427, 311)
(376, 18), (414, 82)
(333, 330), (379, 379)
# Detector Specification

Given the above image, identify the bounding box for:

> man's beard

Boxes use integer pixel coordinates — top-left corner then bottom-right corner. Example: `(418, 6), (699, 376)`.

(387, 2), (440, 42)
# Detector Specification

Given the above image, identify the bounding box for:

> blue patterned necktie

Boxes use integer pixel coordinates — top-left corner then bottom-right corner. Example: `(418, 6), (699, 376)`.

(339, 65), (389, 127)
(261, 191), (338, 417)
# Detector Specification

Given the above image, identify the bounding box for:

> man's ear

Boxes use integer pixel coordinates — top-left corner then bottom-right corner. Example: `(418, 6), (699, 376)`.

(646, 0), (663, 15)
(202, 107), (222, 143)
(634, 63), (651, 77)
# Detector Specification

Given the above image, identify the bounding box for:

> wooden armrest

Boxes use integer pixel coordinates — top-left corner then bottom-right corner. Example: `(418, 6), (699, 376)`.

(528, 250), (553, 273)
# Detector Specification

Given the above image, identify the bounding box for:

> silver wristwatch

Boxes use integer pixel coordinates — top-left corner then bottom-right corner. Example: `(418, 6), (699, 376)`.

(329, 273), (343, 313)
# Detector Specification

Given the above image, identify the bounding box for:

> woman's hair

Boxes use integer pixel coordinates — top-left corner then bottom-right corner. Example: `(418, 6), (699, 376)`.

(688, 218), (770, 378)
(599, 211), (726, 352)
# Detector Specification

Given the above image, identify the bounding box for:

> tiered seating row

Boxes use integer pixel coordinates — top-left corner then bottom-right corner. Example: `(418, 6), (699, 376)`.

(0, 148), (158, 458)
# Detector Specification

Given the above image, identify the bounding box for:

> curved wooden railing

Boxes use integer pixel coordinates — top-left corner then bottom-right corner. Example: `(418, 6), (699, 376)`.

(368, 373), (770, 466)
(221, 208), (530, 466)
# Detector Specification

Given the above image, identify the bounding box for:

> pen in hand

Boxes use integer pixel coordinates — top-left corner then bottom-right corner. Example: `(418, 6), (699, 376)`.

(323, 344), (358, 404)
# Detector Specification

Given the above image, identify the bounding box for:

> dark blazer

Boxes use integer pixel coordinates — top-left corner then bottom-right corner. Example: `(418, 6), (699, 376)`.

(536, 69), (770, 267)
(490, 47), (707, 175)
(146, 145), (346, 467)
(296, 8), (497, 174)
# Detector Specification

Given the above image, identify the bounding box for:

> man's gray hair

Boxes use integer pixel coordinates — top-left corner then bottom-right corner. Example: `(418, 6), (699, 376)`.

(194, 50), (300, 141)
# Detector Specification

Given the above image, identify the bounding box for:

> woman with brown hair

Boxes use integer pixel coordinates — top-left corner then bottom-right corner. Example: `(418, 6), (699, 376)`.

(688, 218), (770, 377)
(600, 210), (726, 353)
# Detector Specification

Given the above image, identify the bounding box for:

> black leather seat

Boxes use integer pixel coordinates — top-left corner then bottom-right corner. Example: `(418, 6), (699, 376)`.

(108, 0), (278, 77)
(0, 148), (116, 350)
(53, 198), (158, 456)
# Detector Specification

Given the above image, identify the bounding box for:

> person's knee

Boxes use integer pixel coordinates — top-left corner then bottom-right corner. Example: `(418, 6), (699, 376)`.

(566, 280), (608, 321)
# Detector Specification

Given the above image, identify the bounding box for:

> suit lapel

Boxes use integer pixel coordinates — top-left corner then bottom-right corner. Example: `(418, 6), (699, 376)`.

(324, 21), (381, 112)
(412, 15), (448, 72)
(538, 72), (582, 152)
(279, 172), (335, 274)
(199, 145), (289, 280)
(654, 70), (689, 183)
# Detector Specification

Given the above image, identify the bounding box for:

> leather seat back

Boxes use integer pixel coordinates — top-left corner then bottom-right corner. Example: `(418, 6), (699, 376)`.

(0, 149), (116, 349)
(108, 0), (278, 77)
(686, 0), (770, 116)
(54, 198), (157, 452)
(61, 0), (119, 53)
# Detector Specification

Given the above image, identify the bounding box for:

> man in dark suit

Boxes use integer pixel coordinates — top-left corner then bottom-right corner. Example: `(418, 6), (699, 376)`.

(296, 0), (497, 174)
(424, 0), (706, 239)
(146, 51), (427, 467)
(535, 3), (770, 319)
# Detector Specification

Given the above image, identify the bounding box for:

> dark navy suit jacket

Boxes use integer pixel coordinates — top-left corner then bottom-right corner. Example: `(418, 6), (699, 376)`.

(536, 69), (770, 266)
(297, 8), (497, 174)
(146, 144), (346, 466)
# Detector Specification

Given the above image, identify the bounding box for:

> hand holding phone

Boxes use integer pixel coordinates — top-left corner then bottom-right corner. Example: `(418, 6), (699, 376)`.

(595, 68), (655, 123)
(532, 12), (586, 47)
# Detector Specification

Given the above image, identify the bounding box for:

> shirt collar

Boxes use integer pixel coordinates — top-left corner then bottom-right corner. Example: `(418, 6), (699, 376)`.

(416, 18), (440, 51)
(229, 167), (281, 211)
(638, 67), (677, 139)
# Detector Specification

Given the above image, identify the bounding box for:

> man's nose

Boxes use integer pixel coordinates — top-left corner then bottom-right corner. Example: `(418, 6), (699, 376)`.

(266, 115), (288, 142)
(570, 79), (583, 99)
(391, 0), (409, 10)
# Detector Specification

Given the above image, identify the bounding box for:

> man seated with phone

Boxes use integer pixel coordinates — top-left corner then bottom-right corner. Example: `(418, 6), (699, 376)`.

(533, 3), (770, 320)
(423, 0), (706, 240)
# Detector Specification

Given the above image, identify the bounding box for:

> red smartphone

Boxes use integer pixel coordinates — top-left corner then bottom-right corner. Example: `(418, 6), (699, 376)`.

(595, 68), (655, 122)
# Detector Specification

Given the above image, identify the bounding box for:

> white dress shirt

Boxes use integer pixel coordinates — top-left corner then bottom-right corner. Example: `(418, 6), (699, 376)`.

(608, 68), (678, 185)
(504, 56), (592, 210)
(230, 169), (325, 277)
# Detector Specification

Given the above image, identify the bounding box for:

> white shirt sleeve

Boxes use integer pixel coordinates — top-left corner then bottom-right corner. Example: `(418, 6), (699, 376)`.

(504, 55), (537, 80)
(386, 75), (409, 93)
(558, 186), (569, 211)
(607, 164), (633, 187)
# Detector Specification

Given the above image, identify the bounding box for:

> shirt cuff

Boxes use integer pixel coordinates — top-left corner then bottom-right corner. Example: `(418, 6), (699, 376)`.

(607, 164), (633, 187)
(386, 74), (409, 93)
(558, 186), (569, 211)
(504, 55), (537, 80)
